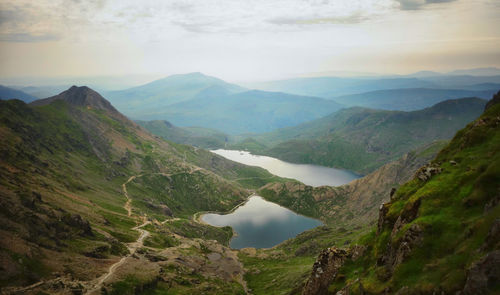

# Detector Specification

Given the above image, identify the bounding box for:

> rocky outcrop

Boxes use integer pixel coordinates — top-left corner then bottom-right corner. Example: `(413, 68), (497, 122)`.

(380, 224), (423, 273)
(61, 214), (93, 237)
(462, 250), (500, 295)
(260, 142), (441, 226)
(484, 90), (500, 110)
(415, 165), (442, 181)
(302, 247), (349, 295)
(481, 219), (500, 251)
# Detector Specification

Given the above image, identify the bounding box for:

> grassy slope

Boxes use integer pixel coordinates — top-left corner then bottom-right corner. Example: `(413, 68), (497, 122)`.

(0, 97), (278, 292)
(258, 141), (448, 225)
(319, 96), (500, 293)
(237, 141), (447, 295)
(238, 97), (486, 174)
(136, 119), (228, 149)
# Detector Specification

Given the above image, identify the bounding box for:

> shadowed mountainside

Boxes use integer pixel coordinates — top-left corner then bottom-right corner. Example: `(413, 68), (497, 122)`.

(237, 97), (487, 174)
(0, 85), (38, 103)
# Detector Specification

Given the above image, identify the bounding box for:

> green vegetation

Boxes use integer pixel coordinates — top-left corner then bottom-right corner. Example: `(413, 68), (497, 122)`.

(137, 119), (228, 149)
(237, 97), (486, 174)
(312, 94), (500, 293)
(239, 226), (370, 295)
(0, 87), (279, 291)
(126, 173), (246, 219)
(162, 219), (233, 246)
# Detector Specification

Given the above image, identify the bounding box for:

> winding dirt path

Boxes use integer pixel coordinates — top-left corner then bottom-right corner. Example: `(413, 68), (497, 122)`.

(85, 176), (150, 295)
(4, 167), (249, 295)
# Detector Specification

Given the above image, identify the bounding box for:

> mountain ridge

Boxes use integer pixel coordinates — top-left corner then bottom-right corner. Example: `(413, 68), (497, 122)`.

(0, 85), (38, 103)
(234, 97), (487, 173)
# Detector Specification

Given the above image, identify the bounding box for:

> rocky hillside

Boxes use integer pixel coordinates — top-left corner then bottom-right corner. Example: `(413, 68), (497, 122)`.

(235, 141), (446, 295)
(0, 86), (280, 294)
(258, 140), (447, 227)
(301, 91), (500, 294)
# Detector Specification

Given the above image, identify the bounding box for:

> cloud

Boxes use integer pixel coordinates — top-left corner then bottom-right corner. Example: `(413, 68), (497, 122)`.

(268, 14), (369, 26)
(161, 0), (395, 33)
(396, 0), (457, 10)
(0, 32), (60, 42)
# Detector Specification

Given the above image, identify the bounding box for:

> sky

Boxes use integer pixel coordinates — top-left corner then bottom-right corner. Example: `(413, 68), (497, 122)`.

(0, 0), (499, 84)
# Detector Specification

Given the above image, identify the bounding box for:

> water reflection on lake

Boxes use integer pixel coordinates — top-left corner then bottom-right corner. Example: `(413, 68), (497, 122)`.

(211, 149), (360, 187)
(201, 196), (322, 249)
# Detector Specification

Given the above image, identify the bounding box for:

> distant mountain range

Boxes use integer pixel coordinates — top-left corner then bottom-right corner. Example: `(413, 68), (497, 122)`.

(106, 73), (343, 134)
(12, 85), (72, 98)
(159, 89), (342, 134)
(5, 69), (500, 136)
(330, 88), (497, 111)
(0, 85), (38, 103)
(234, 97), (487, 174)
(105, 72), (245, 111)
(247, 75), (500, 98)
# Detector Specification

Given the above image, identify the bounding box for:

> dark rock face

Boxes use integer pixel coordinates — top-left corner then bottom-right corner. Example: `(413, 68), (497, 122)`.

(484, 90), (500, 110)
(301, 245), (367, 295)
(462, 250), (500, 295)
(377, 203), (390, 235)
(481, 219), (500, 251)
(61, 214), (93, 236)
(302, 247), (349, 295)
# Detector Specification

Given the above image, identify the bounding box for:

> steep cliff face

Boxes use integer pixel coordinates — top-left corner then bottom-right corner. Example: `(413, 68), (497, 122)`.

(302, 91), (500, 294)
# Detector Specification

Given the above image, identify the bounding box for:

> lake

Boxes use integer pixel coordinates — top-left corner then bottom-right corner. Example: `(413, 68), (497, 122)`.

(211, 149), (360, 187)
(201, 196), (323, 249)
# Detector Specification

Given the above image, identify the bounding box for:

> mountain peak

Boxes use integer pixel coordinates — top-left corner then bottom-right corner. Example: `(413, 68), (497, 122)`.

(31, 85), (119, 113)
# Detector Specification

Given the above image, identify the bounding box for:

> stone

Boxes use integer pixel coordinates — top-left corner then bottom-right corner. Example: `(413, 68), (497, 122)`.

(302, 247), (348, 295)
(462, 250), (500, 295)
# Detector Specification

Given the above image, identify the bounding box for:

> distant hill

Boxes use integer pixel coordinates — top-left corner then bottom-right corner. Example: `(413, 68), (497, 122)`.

(247, 77), (436, 98)
(13, 85), (71, 98)
(0, 85), (38, 103)
(447, 66), (500, 76)
(418, 75), (500, 89)
(158, 89), (343, 134)
(330, 88), (498, 111)
(105, 72), (246, 115)
(136, 120), (228, 149)
(237, 97), (487, 174)
(105, 73), (343, 134)
(247, 74), (500, 98)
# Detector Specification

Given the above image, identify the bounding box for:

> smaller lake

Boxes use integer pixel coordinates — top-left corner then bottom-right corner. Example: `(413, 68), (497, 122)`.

(201, 196), (322, 249)
(212, 149), (360, 187)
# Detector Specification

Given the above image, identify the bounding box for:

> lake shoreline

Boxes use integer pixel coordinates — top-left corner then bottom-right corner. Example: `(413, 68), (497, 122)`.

(198, 195), (323, 249)
(211, 149), (361, 187)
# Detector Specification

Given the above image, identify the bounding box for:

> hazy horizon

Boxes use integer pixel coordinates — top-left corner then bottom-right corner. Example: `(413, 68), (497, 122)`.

(1, 0), (499, 84)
